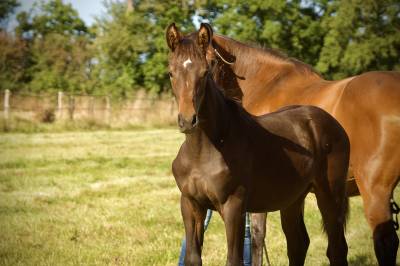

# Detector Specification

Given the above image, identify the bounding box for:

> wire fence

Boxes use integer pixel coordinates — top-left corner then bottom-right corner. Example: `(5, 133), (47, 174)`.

(1, 90), (178, 127)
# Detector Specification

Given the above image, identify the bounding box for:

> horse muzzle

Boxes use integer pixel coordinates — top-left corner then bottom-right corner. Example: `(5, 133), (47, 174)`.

(178, 113), (198, 133)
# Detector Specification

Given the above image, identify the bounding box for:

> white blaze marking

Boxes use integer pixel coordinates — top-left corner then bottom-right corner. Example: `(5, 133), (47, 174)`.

(183, 58), (192, 68)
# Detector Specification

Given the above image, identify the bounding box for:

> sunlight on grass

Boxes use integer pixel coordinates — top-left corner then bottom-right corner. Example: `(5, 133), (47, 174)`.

(0, 129), (399, 265)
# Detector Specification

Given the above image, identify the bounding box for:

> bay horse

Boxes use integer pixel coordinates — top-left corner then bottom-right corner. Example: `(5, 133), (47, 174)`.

(167, 23), (350, 266)
(194, 24), (400, 266)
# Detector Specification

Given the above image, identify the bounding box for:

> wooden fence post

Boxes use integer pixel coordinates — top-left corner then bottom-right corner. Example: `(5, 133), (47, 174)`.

(57, 91), (63, 120)
(105, 96), (111, 124)
(68, 94), (75, 121)
(170, 97), (175, 116)
(4, 89), (10, 121)
(89, 96), (95, 120)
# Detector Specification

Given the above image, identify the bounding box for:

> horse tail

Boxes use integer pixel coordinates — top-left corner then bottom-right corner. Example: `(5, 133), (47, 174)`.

(307, 106), (350, 231)
(329, 114), (350, 229)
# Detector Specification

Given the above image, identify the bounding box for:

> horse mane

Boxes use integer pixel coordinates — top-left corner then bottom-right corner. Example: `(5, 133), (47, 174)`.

(209, 75), (260, 129)
(213, 34), (319, 76)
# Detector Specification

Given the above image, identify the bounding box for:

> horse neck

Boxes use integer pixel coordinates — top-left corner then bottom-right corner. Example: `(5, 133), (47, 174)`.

(184, 129), (215, 156)
(196, 76), (231, 147)
(196, 75), (267, 151)
(212, 35), (322, 103)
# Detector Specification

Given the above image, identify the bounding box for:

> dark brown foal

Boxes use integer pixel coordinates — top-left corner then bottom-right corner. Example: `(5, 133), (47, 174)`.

(167, 23), (350, 266)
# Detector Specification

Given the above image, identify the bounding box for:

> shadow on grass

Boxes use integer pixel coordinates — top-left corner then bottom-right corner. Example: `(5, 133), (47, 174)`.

(348, 254), (375, 266)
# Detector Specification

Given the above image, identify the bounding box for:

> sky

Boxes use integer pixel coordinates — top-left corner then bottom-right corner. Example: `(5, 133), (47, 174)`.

(9, 0), (106, 29)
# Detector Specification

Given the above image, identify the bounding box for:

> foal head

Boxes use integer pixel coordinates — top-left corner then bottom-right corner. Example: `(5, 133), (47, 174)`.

(166, 23), (214, 133)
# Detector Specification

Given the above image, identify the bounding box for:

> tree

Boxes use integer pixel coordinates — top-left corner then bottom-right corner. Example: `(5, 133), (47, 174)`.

(16, 0), (87, 39)
(199, 0), (400, 79)
(5, 0), (399, 95)
(14, 0), (92, 93)
(28, 33), (93, 93)
(0, 0), (19, 29)
(316, 0), (400, 79)
(93, 0), (196, 96)
(91, 1), (148, 97)
(198, 0), (328, 66)
(0, 31), (29, 90)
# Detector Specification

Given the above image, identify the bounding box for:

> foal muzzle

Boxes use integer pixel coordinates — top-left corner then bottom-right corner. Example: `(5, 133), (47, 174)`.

(178, 113), (198, 133)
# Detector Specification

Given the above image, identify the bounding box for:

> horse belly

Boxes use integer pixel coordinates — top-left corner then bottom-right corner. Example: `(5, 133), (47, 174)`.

(247, 170), (313, 212)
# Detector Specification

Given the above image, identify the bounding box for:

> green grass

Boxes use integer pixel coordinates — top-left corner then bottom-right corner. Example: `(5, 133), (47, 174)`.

(0, 129), (399, 265)
(0, 116), (176, 133)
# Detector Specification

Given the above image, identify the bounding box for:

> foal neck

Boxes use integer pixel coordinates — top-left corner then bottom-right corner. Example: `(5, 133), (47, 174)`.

(196, 75), (266, 150)
(196, 76), (231, 148)
(185, 129), (212, 153)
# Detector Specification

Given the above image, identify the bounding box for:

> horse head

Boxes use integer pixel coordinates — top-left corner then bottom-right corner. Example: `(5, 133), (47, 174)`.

(166, 23), (214, 133)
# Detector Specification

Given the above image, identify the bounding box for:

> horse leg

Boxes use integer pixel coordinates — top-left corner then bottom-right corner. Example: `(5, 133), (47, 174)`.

(314, 153), (348, 266)
(181, 195), (207, 266)
(280, 195), (309, 266)
(250, 212), (266, 266)
(356, 173), (399, 266)
(221, 193), (246, 266)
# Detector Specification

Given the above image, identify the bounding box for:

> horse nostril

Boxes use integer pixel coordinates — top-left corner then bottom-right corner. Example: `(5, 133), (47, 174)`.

(191, 115), (197, 126)
(178, 114), (184, 128)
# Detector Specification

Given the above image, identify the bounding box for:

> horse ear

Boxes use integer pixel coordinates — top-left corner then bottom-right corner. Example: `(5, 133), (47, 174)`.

(198, 23), (213, 53)
(166, 23), (182, 51)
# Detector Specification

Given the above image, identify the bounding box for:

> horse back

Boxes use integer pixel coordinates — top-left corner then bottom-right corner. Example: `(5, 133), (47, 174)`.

(245, 105), (349, 211)
(256, 105), (349, 156)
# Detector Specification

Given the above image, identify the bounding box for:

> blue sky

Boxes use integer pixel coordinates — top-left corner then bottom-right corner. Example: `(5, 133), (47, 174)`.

(11, 0), (106, 28)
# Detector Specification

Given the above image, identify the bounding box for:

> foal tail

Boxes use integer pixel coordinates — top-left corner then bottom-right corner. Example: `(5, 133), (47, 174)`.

(308, 109), (350, 231)
(308, 106), (350, 264)
(330, 117), (350, 230)
(324, 136), (350, 231)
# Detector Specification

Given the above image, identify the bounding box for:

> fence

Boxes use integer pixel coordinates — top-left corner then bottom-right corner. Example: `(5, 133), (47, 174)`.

(1, 89), (178, 128)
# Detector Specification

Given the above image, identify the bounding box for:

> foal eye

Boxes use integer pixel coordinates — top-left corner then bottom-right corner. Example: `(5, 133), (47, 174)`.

(168, 72), (173, 78)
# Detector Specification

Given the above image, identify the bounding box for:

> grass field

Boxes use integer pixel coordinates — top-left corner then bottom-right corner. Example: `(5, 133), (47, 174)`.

(0, 128), (399, 265)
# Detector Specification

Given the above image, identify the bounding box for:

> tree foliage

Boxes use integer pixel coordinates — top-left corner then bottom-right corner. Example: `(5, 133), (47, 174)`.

(316, 0), (400, 78)
(0, 32), (28, 90)
(1, 0), (399, 94)
(0, 0), (19, 27)
(13, 0), (92, 93)
(93, 0), (196, 96)
(16, 0), (87, 38)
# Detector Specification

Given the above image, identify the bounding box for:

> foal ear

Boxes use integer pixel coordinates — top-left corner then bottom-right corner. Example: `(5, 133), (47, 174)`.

(166, 23), (182, 51)
(198, 23), (213, 53)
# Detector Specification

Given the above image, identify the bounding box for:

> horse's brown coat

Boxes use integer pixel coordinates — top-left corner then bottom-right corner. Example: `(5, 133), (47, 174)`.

(168, 23), (350, 266)
(207, 32), (400, 266)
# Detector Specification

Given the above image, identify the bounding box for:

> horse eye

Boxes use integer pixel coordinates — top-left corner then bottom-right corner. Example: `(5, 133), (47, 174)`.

(203, 70), (209, 77)
(168, 72), (173, 78)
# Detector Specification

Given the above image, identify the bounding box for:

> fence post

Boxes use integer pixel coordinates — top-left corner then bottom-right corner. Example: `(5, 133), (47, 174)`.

(170, 97), (175, 116)
(4, 89), (10, 123)
(89, 96), (95, 120)
(105, 96), (111, 124)
(68, 94), (75, 121)
(57, 91), (63, 120)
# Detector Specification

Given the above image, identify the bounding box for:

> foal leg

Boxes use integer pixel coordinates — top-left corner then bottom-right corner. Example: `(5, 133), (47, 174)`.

(181, 195), (207, 266)
(280, 195), (309, 266)
(221, 193), (246, 266)
(250, 213), (267, 266)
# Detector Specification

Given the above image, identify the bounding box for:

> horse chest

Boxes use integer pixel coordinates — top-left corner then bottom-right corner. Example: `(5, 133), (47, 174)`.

(173, 154), (233, 206)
